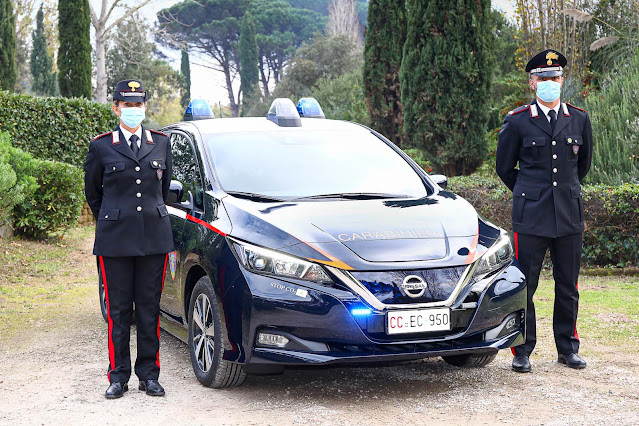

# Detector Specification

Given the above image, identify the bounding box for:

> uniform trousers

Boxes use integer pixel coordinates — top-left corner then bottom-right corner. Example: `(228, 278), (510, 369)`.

(99, 254), (167, 383)
(512, 232), (582, 357)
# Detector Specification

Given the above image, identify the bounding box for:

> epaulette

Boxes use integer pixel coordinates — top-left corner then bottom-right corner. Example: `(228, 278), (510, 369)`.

(508, 105), (529, 116)
(92, 131), (112, 141)
(150, 130), (168, 137)
(566, 103), (586, 113)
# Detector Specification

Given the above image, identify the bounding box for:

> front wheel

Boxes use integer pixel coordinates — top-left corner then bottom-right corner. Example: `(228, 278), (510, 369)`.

(98, 261), (108, 323)
(188, 276), (247, 388)
(442, 353), (497, 368)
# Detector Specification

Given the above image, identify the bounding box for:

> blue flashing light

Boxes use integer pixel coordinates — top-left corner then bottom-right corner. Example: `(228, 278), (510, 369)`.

(351, 308), (372, 316)
(296, 97), (325, 119)
(184, 99), (215, 121)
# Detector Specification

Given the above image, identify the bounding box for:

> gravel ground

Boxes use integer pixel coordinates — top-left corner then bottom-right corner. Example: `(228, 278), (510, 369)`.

(0, 236), (637, 425)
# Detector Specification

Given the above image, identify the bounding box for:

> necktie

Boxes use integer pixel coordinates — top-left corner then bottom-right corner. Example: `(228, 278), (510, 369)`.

(130, 134), (140, 158)
(548, 109), (557, 133)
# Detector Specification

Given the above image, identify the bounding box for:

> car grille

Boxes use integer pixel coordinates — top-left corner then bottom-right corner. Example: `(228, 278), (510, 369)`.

(351, 266), (467, 305)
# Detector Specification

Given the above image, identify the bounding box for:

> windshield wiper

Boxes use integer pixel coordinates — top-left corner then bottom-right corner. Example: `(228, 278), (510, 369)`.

(295, 192), (409, 200)
(225, 191), (286, 202)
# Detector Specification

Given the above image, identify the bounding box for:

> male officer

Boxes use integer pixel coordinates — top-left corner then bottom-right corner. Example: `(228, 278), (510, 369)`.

(84, 79), (174, 398)
(496, 50), (593, 373)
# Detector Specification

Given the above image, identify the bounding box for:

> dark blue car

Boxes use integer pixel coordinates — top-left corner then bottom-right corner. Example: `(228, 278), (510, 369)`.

(101, 99), (526, 388)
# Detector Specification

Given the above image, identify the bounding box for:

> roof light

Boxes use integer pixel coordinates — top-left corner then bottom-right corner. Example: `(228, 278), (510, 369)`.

(183, 99), (215, 121)
(297, 97), (325, 119)
(267, 98), (302, 127)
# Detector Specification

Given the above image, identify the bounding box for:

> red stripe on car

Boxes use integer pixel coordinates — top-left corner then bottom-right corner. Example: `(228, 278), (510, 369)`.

(186, 214), (227, 236)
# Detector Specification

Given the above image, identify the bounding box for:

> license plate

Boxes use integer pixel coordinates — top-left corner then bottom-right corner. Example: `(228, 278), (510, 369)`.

(386, 308), (451, 334)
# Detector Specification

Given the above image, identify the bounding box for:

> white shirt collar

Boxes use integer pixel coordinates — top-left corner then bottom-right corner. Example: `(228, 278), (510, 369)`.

(119, 125), (143, 147)
(536, 101), (561, 122)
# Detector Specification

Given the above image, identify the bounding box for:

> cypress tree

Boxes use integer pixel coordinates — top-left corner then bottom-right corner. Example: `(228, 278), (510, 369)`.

(239, 11), (260, 115)
(363, 0), (406, 147)
(400, 0), (493, 176)
(0, 0), (16, 91)
(58, 0), (92, 98)
(180, 48), (191, 109)
(31, 5), (57, 96)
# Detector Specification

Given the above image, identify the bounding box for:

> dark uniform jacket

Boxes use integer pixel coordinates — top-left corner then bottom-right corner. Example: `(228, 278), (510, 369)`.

(84, 126), (175, 257)
(496, 100), (593, 238)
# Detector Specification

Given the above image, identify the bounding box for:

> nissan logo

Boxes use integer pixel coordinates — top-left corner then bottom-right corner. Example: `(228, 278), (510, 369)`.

(401, 275), (427, 298)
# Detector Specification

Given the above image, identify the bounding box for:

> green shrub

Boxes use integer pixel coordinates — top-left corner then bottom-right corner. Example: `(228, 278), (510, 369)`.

(13, 158), (84, 239)
(0, 132), (39, 227)
(311, 69), (370, 125)
(0, 91), (118, 168)
(449, 176), (639, 268)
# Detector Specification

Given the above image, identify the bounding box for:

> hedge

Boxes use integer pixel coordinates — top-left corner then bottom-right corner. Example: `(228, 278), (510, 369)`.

(449, 176), (639, 268)
(0, 91), (118, 168)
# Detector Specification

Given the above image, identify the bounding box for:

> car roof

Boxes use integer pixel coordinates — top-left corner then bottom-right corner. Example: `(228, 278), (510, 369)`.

(181, 117), (371, 135)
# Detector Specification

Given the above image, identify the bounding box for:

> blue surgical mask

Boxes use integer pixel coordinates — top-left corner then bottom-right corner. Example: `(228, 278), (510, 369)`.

(119, 107), (146, 128)
(536, 80), (561, 102)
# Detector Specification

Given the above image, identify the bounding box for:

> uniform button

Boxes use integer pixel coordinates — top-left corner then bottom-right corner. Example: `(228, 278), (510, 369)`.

(153, 161), (158, 166)
(553, 168), (557, 173)
(136, 193), (142, 198)
(137, 206), (142, 211)
(135, 166), (140, 172)
(553, 154), (557, 159)
(553, 182), (557, 187)
(112, 166), (116, 171)
(104, 215), (108, 219)
(532, 141), (536, 146)
(568, 138), (573, 143)
(552, 140), (556, 145)
(521, 192), (525, 196)
(136, 179), (141, 184)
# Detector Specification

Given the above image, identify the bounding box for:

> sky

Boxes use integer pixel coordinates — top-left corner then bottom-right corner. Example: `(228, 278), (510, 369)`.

(91, 0), (516, 108)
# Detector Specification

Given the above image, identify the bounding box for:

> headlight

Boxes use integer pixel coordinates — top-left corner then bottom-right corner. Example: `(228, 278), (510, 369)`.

(229, 238), (332, 283)
(472, 231), (513, 279)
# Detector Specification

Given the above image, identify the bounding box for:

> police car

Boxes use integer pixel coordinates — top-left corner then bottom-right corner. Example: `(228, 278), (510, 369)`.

(102, 98), (526, 388)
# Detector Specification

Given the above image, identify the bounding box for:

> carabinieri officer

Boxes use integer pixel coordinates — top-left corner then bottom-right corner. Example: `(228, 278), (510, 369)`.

(496, 50), (593, 373)
(84, 79), (174, 398)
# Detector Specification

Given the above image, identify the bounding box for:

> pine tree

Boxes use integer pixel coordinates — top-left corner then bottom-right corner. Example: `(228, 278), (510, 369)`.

(58, 0), (92, 98)
(363, 0), (405, 146)
(239, 11), (260, 116)
(0, 0), (17, 91)
(31, 5), (57, 96)
(400, 0), (493, 176)
(180, 48), (191, 109)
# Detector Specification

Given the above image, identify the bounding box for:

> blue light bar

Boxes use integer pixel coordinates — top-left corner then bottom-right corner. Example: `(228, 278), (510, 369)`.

(184, 99), (215, 121)
(297, 97), (325, 119)
(351, 308), (372, 316)
(267, 98), (302, 127)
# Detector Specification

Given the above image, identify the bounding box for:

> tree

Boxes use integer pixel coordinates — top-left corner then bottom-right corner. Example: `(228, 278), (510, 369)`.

(13, 0), (36, 93)
(400, 0), (493, 176)
(0, 0), (17, 91)
(89, 0), (153, 103)
(363, 0), (405, 147)
(58, 0), (92, 98)
(239, 11), (260, 114)
(158, 0), (248, 117)
(30, 5), (56, 96)
(180, 48), (191, 109)
(326, 0), (361, 46)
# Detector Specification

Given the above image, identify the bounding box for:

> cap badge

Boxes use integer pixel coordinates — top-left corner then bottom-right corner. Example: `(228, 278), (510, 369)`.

(128, 81), (141, 91)
(546, 51), (559, 65)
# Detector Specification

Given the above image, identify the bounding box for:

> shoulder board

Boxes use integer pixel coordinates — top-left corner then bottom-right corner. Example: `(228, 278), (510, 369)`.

(508, 105), (529, 116)
(92, 131), (112, 141)
(150, 130), (168, 137)
(566, 103), (587, 113)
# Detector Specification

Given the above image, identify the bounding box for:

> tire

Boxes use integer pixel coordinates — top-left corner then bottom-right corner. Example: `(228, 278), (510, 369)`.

(188, 276), (247, 388)
(98, 266), (108, 323)
(442, 353), (497, 368)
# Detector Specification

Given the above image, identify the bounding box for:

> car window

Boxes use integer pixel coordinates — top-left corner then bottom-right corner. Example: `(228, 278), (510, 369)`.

(170, 132), (204, 208)
(204, 129), (429, 199)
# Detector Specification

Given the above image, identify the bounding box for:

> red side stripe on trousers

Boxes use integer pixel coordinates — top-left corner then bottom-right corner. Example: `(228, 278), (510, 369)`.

(156, 253), (169, 369)
(574, 282), (580, 341)
(511, 233), (519, 356)
(100, 256), (116, 382)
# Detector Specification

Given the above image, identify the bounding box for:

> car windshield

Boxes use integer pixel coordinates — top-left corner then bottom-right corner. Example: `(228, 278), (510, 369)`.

(204, 128), (430, 199)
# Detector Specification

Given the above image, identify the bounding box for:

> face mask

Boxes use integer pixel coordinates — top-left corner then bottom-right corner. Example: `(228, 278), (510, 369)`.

(119, 107), (146, 128)
(536, 80), (561, 102)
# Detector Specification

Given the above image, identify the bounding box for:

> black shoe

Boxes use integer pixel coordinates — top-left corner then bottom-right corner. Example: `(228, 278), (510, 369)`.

(558, 353), (586, 369)
(105, 382), (128, 399)
(512, 355), (531, 373)
(139, 379), (165, 396)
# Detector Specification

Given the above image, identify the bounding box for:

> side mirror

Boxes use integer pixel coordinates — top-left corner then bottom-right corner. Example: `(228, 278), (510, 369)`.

(431, 174), (448, 190)
(168, 180), (184, 205)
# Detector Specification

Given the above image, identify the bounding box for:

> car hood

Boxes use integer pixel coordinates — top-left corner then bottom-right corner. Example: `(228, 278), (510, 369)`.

(222, 191), (496, 270)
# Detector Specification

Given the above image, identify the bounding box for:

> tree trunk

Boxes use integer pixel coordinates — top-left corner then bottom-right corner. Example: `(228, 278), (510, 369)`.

(224, 62), (239, 117)
(95, 24), (107, 103)
(258, 54), (270, 97)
